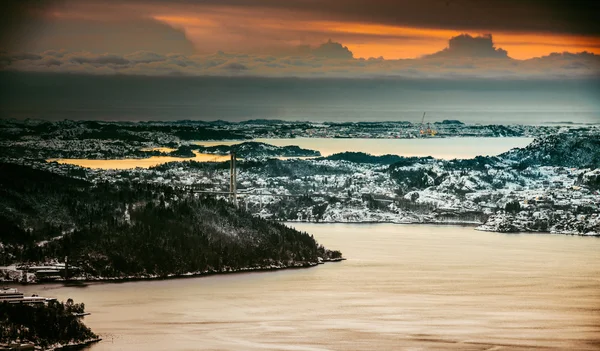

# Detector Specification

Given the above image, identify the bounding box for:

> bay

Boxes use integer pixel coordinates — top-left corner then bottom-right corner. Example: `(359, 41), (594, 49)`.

(16, 223), (600, 351)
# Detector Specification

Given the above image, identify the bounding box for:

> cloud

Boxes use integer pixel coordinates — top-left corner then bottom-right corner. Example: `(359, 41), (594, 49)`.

(125, 51), (167, 63)
(43, 58), (63, 66)
(42, 50), (68, 58)
(267, 41), (354, 59)
(2, 6), (196, 55)
(311, 39), (354, 59)
(4, 0), (599, 62)
(221, 62), (249, 71)
(1, 38), (599, 79)
(425, 34), (509, 59)
(70, 53), (130, 66)
(9, 52), (43, 61)
(103, 0), (600, 36)
(0, 51), (43, 68)
(524, 51), (600, 73)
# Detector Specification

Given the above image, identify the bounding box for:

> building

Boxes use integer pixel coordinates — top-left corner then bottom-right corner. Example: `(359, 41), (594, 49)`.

(0, 287), (56, 304)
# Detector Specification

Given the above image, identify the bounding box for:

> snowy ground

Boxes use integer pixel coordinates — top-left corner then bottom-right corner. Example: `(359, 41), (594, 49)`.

(2, 127), (599, 236)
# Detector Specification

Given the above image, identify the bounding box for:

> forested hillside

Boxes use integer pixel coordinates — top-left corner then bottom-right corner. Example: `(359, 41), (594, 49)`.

(0, 163), (342, 278)
(0, 299), (98, 349)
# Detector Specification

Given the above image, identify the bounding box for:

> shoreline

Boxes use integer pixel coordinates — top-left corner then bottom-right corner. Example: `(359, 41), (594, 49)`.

(50, 338), (102, 351)
(284, 219), (482, 226)
(285, 220), (600, 237)
(3, 258), (346, 286)
(1, 337), (102, 351)
(475, 226), (600, 237)
(4, 222), (598, 287)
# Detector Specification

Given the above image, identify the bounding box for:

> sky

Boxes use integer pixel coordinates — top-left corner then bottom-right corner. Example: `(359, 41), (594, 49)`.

(2, 0), (600, 59)
(1, 0), (599, 78)
(0, 0), (599, 123)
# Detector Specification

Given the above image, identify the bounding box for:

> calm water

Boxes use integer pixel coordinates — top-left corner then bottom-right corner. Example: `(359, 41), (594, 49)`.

(4, 73), (600, 124)
(47, 137), (532, 169)
(17, 224), (600, 350)
(199, 137), (534, 159)
(47, 151), (230, 170)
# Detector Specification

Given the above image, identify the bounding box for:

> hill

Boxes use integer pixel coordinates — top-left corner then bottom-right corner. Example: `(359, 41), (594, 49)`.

(324, 152), (432, 165)
(191, 142), (321, 158)
(0, 299), (99, 350)
(501, 131), (600, 168)
(0, 163), (342, 279)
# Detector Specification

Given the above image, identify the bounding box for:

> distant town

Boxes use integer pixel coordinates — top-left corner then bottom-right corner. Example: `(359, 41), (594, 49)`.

(1, 119), (598, 244)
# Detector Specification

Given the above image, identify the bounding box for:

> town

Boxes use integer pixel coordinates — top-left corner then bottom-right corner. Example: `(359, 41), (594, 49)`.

(2, 120), (598, 238)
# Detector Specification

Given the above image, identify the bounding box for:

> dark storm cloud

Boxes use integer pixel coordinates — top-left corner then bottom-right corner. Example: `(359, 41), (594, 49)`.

(3, 0), (598, 48)
(136, 0), (600, 36)
(425, 34), (509, 59)
(0, 1), (50, 41)
(19, 18), (195, 55)
(0, 0), (196, 54)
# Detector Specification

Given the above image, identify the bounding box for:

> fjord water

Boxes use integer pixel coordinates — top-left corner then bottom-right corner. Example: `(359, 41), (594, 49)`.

(19, 224), (600, 350)
(48, 137), (533, 169)
(47, 152), (230, 170)
(200, 137), (535, 159)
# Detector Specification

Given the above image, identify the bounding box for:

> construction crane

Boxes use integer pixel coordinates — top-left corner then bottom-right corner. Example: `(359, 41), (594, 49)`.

(419, 112), (437, 137)
(419, 112), (426, 136)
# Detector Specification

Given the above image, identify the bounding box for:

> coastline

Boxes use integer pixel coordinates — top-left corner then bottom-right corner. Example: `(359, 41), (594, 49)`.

(285, 219), (600, 237)
(4, 221), (597, 286)
(1, 337), (102, 351)
(284, 219), (482, 226)
(49, 338), (102, 351)
(3, 220), (597, 287)
(3, 258), (346, 285)
(475, 225), (600, 236)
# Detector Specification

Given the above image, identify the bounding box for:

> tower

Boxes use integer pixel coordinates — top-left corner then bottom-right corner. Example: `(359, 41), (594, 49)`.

(230, 152), (237, 204)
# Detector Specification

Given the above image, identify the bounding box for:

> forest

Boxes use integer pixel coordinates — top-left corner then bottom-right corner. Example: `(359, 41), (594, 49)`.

(323, 152), (432, 165)
(0, 163), (342, 278)
(0, 299), (97, 349)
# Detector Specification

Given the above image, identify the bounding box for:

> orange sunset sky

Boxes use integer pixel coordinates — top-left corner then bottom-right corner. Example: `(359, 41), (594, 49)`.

(2, 0), (600, 60)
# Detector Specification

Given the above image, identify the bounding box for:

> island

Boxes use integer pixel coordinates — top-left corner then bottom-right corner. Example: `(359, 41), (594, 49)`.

(0, 118), (577, 161)
(0, 119), (598, 249)
(0, 294), (99, 351)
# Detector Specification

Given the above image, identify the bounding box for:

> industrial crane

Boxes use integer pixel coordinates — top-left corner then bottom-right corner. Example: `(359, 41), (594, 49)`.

(419, 112), (437, 137)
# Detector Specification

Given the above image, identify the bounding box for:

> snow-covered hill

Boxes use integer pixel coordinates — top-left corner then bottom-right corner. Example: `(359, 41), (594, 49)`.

(3, 125), (599, 236)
